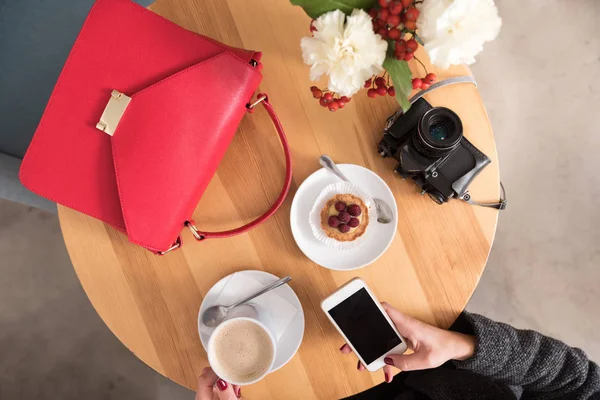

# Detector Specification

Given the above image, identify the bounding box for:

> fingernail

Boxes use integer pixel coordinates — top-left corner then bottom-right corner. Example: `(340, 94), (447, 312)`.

(384, 372), (390, 383)
(384, 357), (394, 366)
(357, 360), (361, 370)
(339, 344), (346, 351)
(236, 388), (242, 398)
(216, 379), (228, 391)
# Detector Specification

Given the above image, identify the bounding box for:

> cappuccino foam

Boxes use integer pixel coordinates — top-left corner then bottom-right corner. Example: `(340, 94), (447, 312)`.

(211, 319), (274, 382)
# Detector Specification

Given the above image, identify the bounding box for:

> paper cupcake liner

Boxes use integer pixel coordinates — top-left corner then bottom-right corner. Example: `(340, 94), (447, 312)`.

(309, 182), (375, 250)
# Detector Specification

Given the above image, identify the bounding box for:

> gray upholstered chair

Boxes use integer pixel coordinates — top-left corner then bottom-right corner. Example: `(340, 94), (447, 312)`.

(0, 0), (153, 211)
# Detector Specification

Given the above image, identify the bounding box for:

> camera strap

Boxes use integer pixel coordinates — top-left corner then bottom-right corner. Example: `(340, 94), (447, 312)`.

(409, 76), (478, 104)
(459, 182), (507, 210)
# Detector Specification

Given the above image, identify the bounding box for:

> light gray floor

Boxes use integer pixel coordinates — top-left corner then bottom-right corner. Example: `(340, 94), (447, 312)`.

(1, 0), (599, 399)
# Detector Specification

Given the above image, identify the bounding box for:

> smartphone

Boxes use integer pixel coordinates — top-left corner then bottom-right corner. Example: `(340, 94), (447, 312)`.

(321, 278), (407, 371)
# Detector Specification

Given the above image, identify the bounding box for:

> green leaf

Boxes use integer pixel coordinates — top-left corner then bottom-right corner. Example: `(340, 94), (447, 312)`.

(383, 56), (412, 112)
(290, 0), (377, 19)
(413, 32), (424, 46)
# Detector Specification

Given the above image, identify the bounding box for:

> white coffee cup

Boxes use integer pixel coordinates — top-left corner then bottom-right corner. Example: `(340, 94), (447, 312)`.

(208, 315), (277, 385)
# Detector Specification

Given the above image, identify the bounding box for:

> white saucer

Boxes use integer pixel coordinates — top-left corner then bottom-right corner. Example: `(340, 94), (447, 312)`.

(198, 270), (304, 372)
(290, 164), (398, 270)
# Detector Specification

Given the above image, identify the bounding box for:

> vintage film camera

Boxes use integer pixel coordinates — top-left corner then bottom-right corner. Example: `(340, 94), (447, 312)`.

(378, 93), (505, 209)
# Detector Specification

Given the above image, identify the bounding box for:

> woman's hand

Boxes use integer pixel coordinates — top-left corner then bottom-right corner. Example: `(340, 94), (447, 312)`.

(195, 367), (241, 400)
(340, 302), (475, 383)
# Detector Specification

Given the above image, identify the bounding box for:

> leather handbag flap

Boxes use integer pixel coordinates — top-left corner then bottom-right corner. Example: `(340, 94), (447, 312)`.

(112, 52), (262, 252)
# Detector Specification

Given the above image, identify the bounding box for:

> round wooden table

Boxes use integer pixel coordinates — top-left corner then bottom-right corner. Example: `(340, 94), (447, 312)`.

(58, 0), (500, 398)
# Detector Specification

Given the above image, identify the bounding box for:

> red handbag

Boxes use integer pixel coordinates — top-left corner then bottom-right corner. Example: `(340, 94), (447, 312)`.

(19, 0), (292, 254)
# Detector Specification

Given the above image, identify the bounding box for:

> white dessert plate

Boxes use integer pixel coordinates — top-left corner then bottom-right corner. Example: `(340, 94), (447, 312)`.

(290, 164), (397, 270)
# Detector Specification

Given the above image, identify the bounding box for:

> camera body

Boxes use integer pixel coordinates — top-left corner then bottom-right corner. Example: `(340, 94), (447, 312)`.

(378, 98), (491, 204)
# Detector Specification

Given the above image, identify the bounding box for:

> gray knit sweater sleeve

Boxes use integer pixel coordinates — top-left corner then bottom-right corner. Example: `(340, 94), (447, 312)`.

(452, 312), (600, 399)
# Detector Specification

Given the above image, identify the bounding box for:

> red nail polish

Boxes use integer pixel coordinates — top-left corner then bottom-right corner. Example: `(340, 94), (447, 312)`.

(357, 360), (361, 370)
(216, 379), (228, 391)
(236, 388), (242, 398)
(384, 357), (394, 366)
(384, 372), (390, 383)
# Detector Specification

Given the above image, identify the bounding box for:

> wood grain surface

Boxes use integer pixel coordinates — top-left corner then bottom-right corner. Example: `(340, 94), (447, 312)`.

(57, 0), (500, 398)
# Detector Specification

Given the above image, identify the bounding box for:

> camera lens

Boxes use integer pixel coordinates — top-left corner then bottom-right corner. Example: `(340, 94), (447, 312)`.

(414, 107), (463, 157)
(429, 123), (449, 141)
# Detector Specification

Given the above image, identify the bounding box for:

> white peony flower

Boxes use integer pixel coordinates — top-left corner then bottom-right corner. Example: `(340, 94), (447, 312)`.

(300, 9), (388, 97)
(417, 0), (502, 69)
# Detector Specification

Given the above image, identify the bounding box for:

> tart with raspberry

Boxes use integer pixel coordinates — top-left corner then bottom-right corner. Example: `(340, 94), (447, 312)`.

(320, 194), (369, 242)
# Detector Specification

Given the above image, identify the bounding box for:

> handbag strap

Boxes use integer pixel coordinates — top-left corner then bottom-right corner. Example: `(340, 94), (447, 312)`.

(185, 93), (292, 242)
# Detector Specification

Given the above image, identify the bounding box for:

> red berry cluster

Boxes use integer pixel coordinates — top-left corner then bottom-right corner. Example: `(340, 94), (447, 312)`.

(369, 0), (420, 61)
(412, 72), (437, 90)
(364, 76), (396, 98)
(328, 201), (362, 233)
(310, 86), (351, 112)
(369, 0), (439, 92)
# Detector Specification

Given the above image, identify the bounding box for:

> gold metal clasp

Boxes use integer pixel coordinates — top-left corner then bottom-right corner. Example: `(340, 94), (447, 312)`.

(185, 221), (206, 241)
(246, 94), (267, 110)
(96, 90), (131, 136)
(157, 236), (183, 255)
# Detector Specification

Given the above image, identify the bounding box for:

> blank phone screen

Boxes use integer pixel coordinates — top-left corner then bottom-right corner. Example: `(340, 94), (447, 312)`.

(328, 288), (402, 364)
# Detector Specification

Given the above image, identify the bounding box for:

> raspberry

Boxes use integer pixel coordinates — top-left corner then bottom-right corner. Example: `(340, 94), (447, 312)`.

(387, 86), (396, 97)
(338, 224), (351, 233)
(403, 52), (414, 61)
(347, 204), (362, 217)
(364, 79), (372, 88)
(337, 100), (346, 109)
(328, 101), (339, 112)
(377, 86), (388, 96)
(421, 82), (431, 90)
(340, 96), (350, 103)
(348, 218), (360, 228)
(328, 216), (341, 228)
(324, 92), (333, 101)
(319, 97), (329, 107)
(375, 77), (386, 87)
(334, 201), (346, 211)
(338, 211), (351, 223)
(367, 88), (378, 98)
(312, 88), (323, 99)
